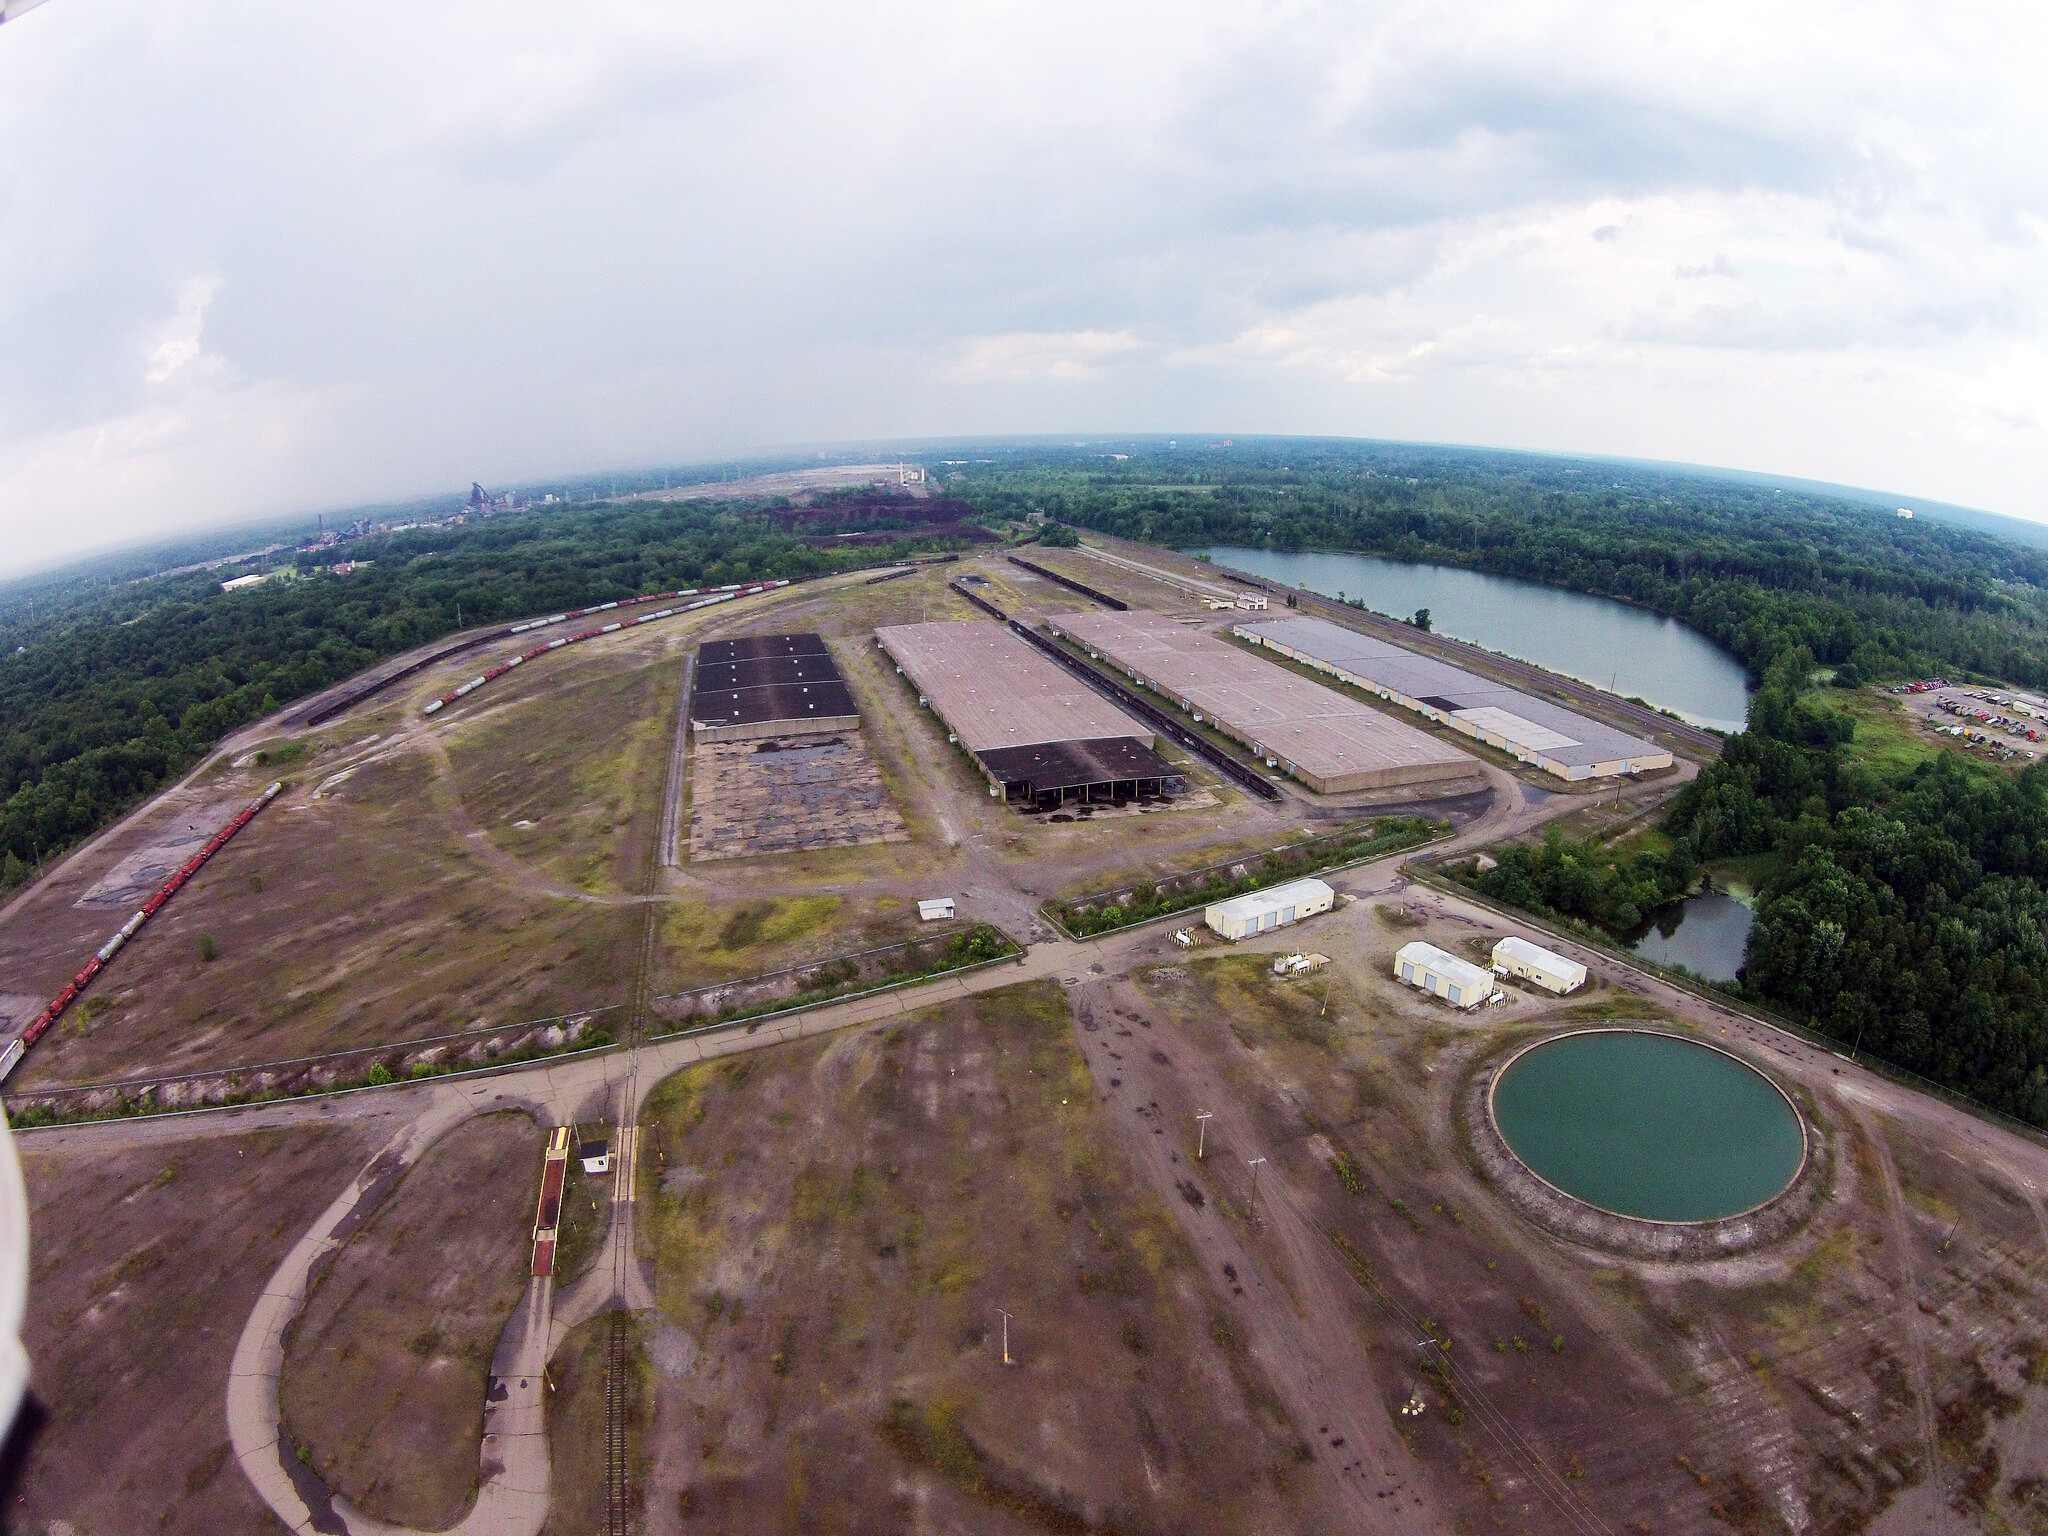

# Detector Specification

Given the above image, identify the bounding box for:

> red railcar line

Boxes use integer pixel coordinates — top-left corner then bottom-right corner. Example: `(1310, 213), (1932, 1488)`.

(530, 1126), (573, 1276)
(0, 781), (283, 1084)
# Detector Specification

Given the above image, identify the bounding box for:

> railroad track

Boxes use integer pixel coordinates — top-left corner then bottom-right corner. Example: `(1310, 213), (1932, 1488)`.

(604, 1309), (631, 1536)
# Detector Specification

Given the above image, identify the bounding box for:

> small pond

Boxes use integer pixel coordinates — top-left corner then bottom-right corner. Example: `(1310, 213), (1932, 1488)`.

(1628, 890), (1754, 983)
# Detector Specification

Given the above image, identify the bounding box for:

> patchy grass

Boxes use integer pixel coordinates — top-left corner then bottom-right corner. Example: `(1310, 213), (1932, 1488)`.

(16, 1124), (381, 1536)
(552, 1130), (613, 1288)
(655, 894), (859, 989)
(445, 659), (678, 892)
(13, 744), (639, 1087)
(1838, 689), (1950, 775)
(632, 981), (1319, 1533)
(279, 1113), (540, 1529)
(540, 1314), (654, 1536)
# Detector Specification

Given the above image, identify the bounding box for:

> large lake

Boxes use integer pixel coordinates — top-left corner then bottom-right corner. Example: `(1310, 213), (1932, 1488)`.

(1199, 547), (1752, 732)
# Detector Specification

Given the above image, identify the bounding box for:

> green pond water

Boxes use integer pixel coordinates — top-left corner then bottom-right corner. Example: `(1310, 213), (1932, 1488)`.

(1491, 1031), (1804, 1222)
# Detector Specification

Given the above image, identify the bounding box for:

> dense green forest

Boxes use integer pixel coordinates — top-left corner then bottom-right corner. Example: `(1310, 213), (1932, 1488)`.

(0, 498), (961, 890)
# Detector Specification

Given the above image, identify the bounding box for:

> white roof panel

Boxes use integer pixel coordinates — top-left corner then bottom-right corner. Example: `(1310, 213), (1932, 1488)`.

(1455, 706), (1579, 753)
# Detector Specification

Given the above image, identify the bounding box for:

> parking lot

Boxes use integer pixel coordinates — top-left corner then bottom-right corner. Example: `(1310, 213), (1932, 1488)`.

(1893, 679), (2048, 762)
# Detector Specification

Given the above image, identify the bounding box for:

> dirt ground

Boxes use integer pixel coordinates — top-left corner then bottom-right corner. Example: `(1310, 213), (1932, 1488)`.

(9, 742), (638, 1088)
(279, 1111), (542, 1530)
(445, 657), (681, 892)
(1088, 917), (2048, 1536)
(0, 554), (1357, 1092)
(7, 1120), (383, 1536)
(631, 981), (1338, 1535)
(687, 733), (907, 862)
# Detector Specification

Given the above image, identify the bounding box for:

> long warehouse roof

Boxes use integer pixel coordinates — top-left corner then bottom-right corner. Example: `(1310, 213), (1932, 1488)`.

(1235, 615), (1665, 770)
(1052, 610), (1467, 783)
(875, 620), (1152, 752)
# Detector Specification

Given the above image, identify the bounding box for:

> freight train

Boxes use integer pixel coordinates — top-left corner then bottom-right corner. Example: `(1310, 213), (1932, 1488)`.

(423, 580), (787, 715)
(0, 782), (284, 1085)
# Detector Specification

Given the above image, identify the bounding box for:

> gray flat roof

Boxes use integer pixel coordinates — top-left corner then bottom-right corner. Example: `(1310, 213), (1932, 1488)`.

(875, 620), (1153, 752)
(1236, 615), (1667, 768)
(1052, 611), (1469, 782)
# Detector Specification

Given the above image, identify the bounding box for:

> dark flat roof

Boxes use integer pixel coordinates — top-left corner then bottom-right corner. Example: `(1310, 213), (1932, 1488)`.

(698, 632), (832, 667)
(691, 633), (859, 727)
(696, 654), (844, 692)
(977, 736), (1173, 793)
(692, 678), (860, 727)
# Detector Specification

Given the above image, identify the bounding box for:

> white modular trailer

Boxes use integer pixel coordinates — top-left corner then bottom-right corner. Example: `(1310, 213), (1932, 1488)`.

(1491, 936), (1587, 995)
(1203, 877), (1335, 941)
(1394, 941), (1496, 1009)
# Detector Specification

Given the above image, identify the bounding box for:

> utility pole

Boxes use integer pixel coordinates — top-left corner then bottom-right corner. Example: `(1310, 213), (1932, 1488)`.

(1247, 1157), (1268, 1223)
(1195, 1111), (1213, 1160)
(997, 1308), (1015, 1366)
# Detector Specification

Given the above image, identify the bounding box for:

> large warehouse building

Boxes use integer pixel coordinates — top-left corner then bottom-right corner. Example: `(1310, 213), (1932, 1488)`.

(1235, 615), (1674, 782)
(1048, 610), (1474, 795)
(875, 620), (1177, 807)
(690, 633), (862, 742)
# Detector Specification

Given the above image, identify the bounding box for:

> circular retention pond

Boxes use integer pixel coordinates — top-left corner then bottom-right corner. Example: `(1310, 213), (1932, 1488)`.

(1490, 1031), (1805, 1224)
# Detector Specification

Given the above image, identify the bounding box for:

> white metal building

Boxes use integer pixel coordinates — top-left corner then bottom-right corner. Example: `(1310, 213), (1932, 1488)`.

(1491, 936), (1587, 995)
(1204, 877), (1335, 941)
(1394, 941), (1496, 1008)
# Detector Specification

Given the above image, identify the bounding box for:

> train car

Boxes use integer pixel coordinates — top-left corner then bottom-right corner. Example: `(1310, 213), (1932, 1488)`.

(7, 781), (283, 1071)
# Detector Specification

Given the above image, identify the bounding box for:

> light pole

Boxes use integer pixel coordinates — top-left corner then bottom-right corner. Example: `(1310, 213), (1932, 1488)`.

(1247, 1157), (1267, 1222)
(997, 1308), (1015, 1366)
(1195, 1112), (1213, 1160)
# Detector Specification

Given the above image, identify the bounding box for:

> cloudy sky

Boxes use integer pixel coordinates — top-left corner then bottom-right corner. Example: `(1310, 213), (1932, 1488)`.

(1, 1), (2044, 574)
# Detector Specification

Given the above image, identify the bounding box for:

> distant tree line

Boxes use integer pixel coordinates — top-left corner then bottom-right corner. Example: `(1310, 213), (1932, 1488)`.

(947, 440), (2048, 687)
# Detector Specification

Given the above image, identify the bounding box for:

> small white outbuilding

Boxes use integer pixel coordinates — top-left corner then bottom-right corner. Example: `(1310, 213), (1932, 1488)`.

(1491, 936), (1587, 995)
(1394, 941), (1496, 1009)
(1204, 877), (1335, 941)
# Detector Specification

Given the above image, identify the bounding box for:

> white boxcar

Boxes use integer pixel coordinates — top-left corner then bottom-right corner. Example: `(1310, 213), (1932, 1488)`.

(1204, 877), (1335, 941)
(1394, 941), (1495, 1009)
(1491, 936), (1587, 995)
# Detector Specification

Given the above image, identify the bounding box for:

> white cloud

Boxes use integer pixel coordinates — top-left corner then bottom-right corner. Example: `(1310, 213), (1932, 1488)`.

(145, 276), (225, 385)
(0, 0), (2045, 575)
(952, 330), (1142, 381)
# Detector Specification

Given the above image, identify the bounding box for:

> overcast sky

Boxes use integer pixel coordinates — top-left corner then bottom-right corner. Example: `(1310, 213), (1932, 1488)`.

(2, 1), (2044, 575)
